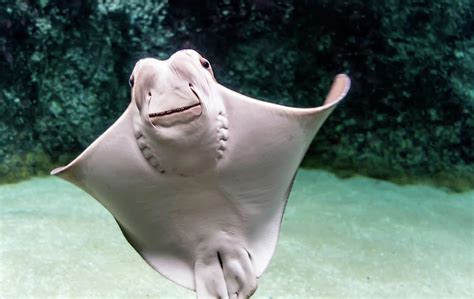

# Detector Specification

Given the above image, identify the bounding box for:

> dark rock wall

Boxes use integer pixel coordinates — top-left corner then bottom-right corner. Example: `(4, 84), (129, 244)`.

(1, 0), (472, 190)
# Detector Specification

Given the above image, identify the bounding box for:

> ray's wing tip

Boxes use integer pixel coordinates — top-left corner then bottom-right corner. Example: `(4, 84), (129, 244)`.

(336, 73), (351, 96)
(325, 74), (351, 106)
(50, 167), (62, 176)
(50, 165), (67, 176)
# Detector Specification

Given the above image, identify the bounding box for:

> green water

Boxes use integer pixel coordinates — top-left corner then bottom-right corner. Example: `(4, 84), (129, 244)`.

(1, 169), (473, 298)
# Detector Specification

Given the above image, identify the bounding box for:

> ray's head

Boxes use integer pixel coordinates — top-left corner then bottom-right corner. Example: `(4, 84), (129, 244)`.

(130, 49), (216, 129)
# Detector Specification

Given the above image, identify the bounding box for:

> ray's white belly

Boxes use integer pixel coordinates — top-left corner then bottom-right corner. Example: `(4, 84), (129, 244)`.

(93, 174), (245, 255)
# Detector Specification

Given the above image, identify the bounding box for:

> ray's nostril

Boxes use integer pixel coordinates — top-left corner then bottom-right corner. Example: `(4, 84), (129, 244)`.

(189, 83), (193, 88)
(148, 92), (151, 96)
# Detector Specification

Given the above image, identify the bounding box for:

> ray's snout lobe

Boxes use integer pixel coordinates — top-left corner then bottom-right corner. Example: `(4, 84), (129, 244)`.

(131, 56), (204, 128)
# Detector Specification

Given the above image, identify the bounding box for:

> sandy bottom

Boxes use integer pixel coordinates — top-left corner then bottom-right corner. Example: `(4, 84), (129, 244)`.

(1, 169), (473, 298)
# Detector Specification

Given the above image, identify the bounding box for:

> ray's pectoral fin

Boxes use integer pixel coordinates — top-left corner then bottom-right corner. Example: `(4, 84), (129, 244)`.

(194, 234), (257, 299)
(216, 74), (351, 161)
(215, 74), (351, 279)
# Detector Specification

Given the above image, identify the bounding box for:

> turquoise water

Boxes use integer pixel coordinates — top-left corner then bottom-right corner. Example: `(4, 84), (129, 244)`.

(1, 169), (473, 298)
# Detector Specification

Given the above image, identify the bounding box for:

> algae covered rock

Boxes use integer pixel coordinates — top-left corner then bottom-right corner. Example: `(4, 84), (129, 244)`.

(0, 0), (472, 190)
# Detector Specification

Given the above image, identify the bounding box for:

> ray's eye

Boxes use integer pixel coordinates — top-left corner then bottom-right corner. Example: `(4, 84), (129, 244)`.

(200, 57), (210, 69)
(129, 75), (134, 88)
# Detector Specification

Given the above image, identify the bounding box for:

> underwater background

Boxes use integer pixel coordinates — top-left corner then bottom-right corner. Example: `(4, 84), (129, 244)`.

(1, 0), (473, 297)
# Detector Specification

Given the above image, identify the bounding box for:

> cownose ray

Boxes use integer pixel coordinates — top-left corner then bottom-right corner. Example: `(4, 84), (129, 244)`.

(51, 49), (350, 298)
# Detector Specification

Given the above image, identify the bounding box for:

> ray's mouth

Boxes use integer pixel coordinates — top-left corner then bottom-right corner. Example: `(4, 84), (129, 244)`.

(148, 83), (201, 119)
(148, 102), (201, 117)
